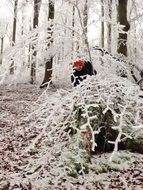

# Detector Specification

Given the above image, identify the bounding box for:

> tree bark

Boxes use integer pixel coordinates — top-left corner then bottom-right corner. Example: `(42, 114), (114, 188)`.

(82, 0), (92, 62)
(101, 0), (104, 48)
(83, 0), (88, 47)
(71, 4), (75, 60)
(10, 0), (18, 74)
(117, 0), (130, 56)
(0, 37), (4, 65)
(40, 0), (55, 88)
(107, 0), (112, 53)
(30, 0), (41, 84)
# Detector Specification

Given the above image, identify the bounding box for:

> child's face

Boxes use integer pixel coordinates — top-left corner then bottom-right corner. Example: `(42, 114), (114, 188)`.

(75, 65), (83, 71)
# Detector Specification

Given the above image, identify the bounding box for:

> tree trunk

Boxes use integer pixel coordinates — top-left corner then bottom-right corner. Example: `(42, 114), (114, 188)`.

(101, 0), (104, 48)
(28, 23), (32, 68)
(82, 0), (92, 62)
(117, 0), (130, 56)
(71, 5), (75, 60)
(83, 0), (88, 47)
(30, 0), (41, 84)
(10, 0), (18, 74)
(100, 0), (105, 65)
(0, 37), (4, 65)
(40, 0), (55, 88)
(107, 0), (112, 53)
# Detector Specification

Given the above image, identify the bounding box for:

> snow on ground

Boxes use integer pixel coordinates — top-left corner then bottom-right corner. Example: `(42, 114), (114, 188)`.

(0, 83), (143, 190)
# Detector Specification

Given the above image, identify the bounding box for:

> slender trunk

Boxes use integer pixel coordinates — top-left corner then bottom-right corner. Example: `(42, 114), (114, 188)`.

(76, 1), (92, 62)
(117, 0), (130, 78)
(101, 0), (104, 48)
(100, 0), (105, 65)
(0, 37), (4, 65)
(107, 0), (112, 52)
(82, 0), (92, 62)
(71, 5), (75, 60)
(117, 0), (130, 56)
(21, 7), (25, 66)
(10, 0), (18, 74)
(83, 0), (88, 46)
(28, 23), (32, 68)
(40, 0), (55, 88)
(30, 0), (41, 84)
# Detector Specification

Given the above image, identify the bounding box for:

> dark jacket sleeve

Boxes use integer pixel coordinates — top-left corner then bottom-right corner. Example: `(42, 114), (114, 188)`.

(93, 69), (97, 75)
(71, 74), (74, 83)
(85, 61), (97, 75)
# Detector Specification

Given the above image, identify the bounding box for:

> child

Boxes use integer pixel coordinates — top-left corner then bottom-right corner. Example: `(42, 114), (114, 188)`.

(71, 59), (97, 86)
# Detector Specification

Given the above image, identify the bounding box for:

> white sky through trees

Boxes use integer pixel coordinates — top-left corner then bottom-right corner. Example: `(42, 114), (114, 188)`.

(0, 0), (101, 47)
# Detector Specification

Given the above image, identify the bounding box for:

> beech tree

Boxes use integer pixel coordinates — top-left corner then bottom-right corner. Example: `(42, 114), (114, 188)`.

(0, 36), (4, 65)
(107, 0), (112, 52)
(101, 0), (104, 48)
(117, 0), (130, 56)
(83, 0), (88, 48)
(71, 3), (75, 59)
(40, 0), (55, 88)
(0, 23), (8, 65)
(10, 0), (18, 74)
(30, 0), (41, 84)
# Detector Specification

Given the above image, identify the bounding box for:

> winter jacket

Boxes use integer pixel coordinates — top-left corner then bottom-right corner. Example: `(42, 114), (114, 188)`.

(71, 61), (97, 87)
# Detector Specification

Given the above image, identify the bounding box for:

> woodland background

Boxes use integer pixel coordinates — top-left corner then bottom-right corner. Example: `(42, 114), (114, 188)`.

(0, 0), (143, 189)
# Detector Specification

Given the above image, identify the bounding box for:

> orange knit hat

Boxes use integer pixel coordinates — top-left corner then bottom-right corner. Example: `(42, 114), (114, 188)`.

(73, 59), (85, 67)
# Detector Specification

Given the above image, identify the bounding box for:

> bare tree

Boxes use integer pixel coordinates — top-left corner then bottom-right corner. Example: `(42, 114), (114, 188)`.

(0, 37), (4, 65)
(0, 23), (8, 65)
(101, 0), (104, 48)
(71, 4), (75, 59)
(83, 0), (88, 47)
(40, 0), (55, 88)
(75, 0), (92, 62)
(117, 0), (130, 78)
(107, 0), (112, 52)
(10, 0), (18, 74)
(30, 0), (41, 84)
(117, 0), (130, 56)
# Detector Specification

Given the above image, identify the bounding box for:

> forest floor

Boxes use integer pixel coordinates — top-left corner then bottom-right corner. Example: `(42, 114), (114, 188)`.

(0, 83), (143, 190)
